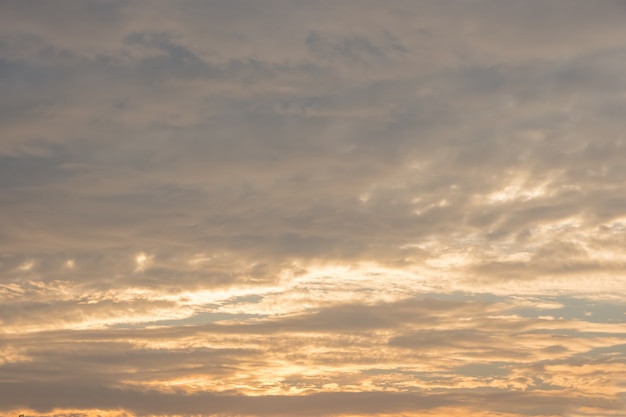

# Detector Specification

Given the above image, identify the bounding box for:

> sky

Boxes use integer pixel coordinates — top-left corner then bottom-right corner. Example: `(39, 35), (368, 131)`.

(1, 1), (626, 416)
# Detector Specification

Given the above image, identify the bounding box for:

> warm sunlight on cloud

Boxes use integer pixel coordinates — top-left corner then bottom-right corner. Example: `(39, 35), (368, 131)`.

(134, 252), (151, 272)
(16, 260), (34, 271)
(1, 1), (626, 416)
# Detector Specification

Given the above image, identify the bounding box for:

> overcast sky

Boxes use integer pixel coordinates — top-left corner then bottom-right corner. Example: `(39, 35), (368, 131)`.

(1, 1), (626, 416)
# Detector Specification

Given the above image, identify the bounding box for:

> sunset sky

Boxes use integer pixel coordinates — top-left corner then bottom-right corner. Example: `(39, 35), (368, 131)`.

(1, 1), (626, 416)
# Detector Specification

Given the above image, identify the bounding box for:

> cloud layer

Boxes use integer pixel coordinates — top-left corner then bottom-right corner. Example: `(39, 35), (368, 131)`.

(1, 1), (625, 416)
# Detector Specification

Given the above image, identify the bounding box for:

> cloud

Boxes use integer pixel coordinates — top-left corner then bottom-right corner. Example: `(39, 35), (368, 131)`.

(2, 1), (626, 416)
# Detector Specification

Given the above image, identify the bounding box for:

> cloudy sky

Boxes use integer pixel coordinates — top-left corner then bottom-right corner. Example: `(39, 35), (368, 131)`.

(1, 1), (626, 416)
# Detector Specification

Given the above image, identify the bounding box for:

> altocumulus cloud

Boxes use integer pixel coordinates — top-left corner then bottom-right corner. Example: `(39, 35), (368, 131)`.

(1, 1), (626, 416)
